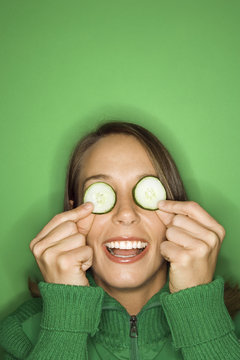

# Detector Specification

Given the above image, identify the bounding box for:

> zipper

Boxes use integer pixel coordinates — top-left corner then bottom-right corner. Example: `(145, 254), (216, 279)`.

(130, 315), (138, 338)
(102, 302), (163, 360)
(130, 315), (139, 360)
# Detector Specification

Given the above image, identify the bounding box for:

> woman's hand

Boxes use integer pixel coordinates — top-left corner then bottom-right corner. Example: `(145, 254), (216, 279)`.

(156, 200), (225, 294)
(29, 202), (95, 287)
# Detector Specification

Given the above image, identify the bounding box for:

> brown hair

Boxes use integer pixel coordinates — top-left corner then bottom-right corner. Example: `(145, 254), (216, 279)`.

(28, 120), (240, 319)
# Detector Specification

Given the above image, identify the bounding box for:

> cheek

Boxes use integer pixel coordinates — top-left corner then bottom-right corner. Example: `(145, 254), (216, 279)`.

(86, 214), (110, 246)
(145, 216), (166, 268)
(146, 213), (166, 244)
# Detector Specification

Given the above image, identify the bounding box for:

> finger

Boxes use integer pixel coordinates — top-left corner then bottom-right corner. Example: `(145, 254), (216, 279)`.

(171, 215), (221, 248)
(55, 245), (93, 272)
(160, 240), (186, 263)
(76, 212), (95, 236)
(166, 226), (210, 252)
(156, 209), (175, 227)
(30, 202), (94, 250)
(32, 232), (86, 258)
(158, 200), (225, 241)
(32, 221), (78, 252)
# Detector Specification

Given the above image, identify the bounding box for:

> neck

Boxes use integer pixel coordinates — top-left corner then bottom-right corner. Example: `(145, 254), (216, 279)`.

(93, 262), (168, 315)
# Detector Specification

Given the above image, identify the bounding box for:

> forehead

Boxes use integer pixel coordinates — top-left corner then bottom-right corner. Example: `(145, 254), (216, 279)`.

(81, 134), (156, 177)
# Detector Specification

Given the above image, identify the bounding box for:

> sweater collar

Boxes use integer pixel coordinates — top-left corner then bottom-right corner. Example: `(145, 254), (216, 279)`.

(86, 269), (171, 347)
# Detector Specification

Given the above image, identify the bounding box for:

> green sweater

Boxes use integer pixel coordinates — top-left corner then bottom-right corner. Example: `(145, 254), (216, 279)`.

(0, 270), (240, 359)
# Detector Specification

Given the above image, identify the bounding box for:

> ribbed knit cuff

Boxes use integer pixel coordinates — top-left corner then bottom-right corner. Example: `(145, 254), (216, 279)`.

(160, 276), (235, 350)
(38, 282), (105, 336)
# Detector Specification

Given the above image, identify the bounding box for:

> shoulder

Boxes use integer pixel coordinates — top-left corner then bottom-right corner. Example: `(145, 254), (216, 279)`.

(0, 297), (43, 357)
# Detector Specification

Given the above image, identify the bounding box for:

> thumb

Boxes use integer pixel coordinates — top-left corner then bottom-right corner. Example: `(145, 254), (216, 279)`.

(156, 209), (175, 227)
(76, 212), (95, 235)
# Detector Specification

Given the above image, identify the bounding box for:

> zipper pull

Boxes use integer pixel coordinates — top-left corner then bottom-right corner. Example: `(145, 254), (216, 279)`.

(129, 315), (138, 338)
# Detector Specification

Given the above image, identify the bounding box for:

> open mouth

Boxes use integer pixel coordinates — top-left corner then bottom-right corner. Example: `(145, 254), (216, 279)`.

(103, 240), (149, 263)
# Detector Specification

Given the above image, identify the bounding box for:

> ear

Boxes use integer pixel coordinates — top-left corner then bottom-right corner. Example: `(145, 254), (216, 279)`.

(69, 200), (74, 209)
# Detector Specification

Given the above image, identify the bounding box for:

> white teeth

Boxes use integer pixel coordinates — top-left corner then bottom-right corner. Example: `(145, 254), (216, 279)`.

(126, 241), (132, 249)
(120, 241), (125, 249)
(105, 241), (148, 249)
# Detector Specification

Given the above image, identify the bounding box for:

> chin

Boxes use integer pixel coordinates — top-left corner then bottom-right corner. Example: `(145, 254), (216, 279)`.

(96, 267), (151, 290)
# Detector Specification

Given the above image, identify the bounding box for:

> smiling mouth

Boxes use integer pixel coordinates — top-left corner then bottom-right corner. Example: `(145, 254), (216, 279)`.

(104, 241), (149, 264)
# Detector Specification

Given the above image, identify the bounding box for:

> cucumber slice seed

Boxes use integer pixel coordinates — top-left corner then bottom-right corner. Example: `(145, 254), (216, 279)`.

(133, 176), (166, 210)
(83, 182), (116, 214)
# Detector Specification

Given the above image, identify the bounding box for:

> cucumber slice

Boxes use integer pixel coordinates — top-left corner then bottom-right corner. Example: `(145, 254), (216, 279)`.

(83, 182), (116, 214)
(132, 176), (166, 210)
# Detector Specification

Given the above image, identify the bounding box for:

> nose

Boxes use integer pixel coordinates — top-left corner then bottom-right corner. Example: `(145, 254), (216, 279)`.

(112, 192), (140, 225)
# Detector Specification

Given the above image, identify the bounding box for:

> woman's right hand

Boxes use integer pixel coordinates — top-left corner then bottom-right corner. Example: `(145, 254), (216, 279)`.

(29, 202), (95, 287)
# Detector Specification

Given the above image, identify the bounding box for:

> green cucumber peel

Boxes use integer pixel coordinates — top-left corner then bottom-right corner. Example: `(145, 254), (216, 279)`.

(132, 176), (166, 210)
(83, 182), (117, 214)
(83, 176), (166, 214)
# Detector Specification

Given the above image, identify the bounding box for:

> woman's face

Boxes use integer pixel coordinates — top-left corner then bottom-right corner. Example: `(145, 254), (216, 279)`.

(79, 134), (167, 290)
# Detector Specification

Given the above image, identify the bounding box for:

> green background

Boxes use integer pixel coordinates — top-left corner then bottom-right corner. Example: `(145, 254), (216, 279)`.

(0, 0), (239, 352)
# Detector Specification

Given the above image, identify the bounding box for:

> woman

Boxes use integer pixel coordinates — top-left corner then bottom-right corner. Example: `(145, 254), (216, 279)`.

(0, 121), (240, 359)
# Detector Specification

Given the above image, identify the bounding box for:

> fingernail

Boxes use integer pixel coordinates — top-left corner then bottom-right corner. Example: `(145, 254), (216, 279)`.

(83, 202), (93, 209)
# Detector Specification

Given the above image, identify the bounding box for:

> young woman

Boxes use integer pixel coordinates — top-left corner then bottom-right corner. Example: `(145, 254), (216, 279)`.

(0, 121), (240, 359)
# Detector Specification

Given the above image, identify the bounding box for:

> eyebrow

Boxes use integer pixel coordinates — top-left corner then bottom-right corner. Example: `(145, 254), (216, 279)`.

(82, 173), (157, 189)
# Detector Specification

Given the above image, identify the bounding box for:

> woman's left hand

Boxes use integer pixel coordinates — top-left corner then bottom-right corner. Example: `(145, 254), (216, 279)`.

(156, 200), (226, 294)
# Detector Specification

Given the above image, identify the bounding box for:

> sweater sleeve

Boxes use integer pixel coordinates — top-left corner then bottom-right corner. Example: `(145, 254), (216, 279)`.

(3, 352), (17, 359)
(160, 276), (240, 360)
(0, 282), (105, 360)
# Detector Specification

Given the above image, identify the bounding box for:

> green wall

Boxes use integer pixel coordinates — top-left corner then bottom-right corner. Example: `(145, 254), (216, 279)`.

(0, 0), (239, 343)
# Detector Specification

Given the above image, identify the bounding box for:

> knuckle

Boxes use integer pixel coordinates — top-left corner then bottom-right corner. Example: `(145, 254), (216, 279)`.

(72, 235), (84, 247)
(188, 201), (199, 210)
(197, 242), (209, 257)
(53, 213), (65, 222)
(32, 242), (42, 258)
(41, 248), (54, 264)
(179, 251), (191, 265)
(219, 225), (226, 239)
(57, 254), (70, 271)
(73, 237), (86, 250)
(29, 239), (35, 252)
(208, 232), (219, 247)
(159, 241), (166, 252)
(166, 227), (174, 238)
(172, 214), (185, 227)
(86, 245), (93, 256)
(82, 245), (93, 263)
(65, 220), (77, 233)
